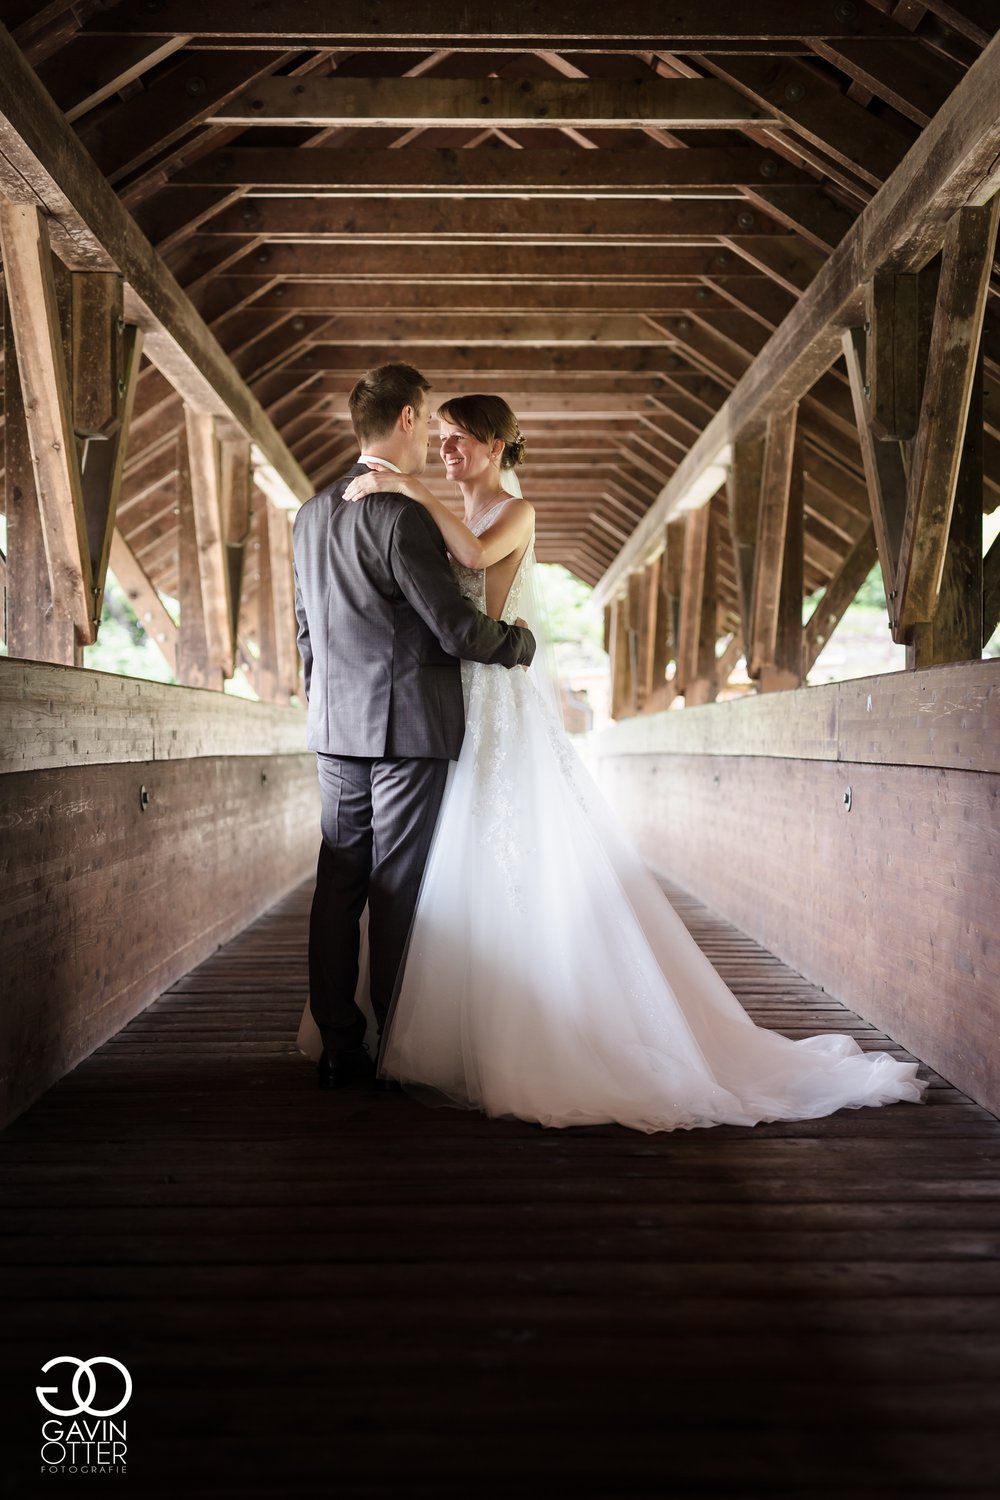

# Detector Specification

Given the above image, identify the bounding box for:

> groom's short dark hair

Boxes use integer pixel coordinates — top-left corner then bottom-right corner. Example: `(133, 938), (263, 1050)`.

(349, 363), (431, 446)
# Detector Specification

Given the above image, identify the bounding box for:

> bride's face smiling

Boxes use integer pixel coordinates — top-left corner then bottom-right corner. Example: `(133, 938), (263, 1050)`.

(439, 420), (497, 484)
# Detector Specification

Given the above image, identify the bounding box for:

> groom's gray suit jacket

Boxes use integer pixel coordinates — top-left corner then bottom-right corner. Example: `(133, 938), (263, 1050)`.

(292, 464), (535, 758)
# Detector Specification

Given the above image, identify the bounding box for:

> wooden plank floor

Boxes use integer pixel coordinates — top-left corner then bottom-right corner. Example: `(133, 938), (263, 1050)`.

(3, 879), (999, 1500)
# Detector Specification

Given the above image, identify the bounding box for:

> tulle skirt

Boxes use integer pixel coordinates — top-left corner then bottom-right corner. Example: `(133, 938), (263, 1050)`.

(371, 662), (926, 1132)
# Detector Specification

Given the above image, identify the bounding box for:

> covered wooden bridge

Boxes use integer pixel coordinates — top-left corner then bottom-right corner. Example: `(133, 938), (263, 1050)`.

(1, 6), (999, 1495)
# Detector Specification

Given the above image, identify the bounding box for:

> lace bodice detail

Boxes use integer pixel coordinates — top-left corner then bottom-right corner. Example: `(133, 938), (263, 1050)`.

(451, 498), (530, 623)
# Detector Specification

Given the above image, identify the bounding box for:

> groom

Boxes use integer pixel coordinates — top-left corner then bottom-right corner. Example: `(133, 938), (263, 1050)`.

(292, 362), (536, 1089)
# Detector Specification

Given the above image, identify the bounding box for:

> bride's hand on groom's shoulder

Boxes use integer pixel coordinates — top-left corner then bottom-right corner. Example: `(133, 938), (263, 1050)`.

(344, 470), (410, 503)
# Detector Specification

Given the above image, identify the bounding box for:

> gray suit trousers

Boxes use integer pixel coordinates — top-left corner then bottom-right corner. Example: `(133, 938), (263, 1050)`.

(309, 753), (450, 1056)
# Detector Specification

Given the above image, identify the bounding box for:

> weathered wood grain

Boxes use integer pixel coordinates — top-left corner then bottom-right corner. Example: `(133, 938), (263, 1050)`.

(748, 404), (797, 678)
(593, 31), (1000, 604)
(592, 658), (1000, 774)
(1, 875), (998, 1497)
(81, 1), (923, 41)
(0, 753), (318, 1126)
(0, 201), (93, 638)
(211, 76), (780, 130)
(898, 200), (999, 630)
(0, 23), (312, 506)
(0, 658), (308, 772)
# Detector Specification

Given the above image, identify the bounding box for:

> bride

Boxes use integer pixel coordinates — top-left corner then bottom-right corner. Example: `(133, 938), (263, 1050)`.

(298, 394), (925, 1132)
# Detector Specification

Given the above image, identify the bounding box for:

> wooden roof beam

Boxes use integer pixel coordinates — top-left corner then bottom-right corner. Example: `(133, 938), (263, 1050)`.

(210, 77), (780, 131)
(197, 197), (789, 242)
(77, 49), (300, 186)
(233, 281), (736, 314)
(691, 53), (916, 189)
(211, 243), (768, 280)
(36, 36), (191, 124)
(0, 21), (313, 509)
(171, 145), (811, 192)
(82, 1), (928, 44)
(593, 30), (1000, 607)
(264, 345), (686, 376)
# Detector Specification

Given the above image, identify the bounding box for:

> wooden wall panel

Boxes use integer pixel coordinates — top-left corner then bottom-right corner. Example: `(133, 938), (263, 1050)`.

(593, 680), (1000, 1115)
(0, 658), (308, 772)
(593, 658), (1000, 774)
(1, 749), (319, 1126)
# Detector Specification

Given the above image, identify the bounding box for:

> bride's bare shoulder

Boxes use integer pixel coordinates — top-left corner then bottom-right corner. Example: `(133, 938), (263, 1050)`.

(501, 496), (534, 524)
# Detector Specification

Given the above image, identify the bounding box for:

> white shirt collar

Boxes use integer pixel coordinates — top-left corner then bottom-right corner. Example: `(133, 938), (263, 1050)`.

(357, 453), (401, 473)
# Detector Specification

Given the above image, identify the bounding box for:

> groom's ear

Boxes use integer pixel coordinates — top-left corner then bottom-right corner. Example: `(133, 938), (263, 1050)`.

(399, 403), (416, 434)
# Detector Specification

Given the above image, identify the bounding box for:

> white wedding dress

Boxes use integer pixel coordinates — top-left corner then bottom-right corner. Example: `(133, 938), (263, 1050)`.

(300, 497), (925, 1131)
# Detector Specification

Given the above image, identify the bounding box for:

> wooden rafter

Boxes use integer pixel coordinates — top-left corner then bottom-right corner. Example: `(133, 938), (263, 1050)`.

(172, 146), (812, 191)
(0, 22), (311, 507)
(200, 198), (787, 242)
(896, 199), (1000, 630)
(593, 30), (1000, 606)
(0, 200), (94, 640)
(1, 7), (997, 668)
(212, 76), (780, 131)
(840, 197), (999, 645)
(81, 2), (927, 43)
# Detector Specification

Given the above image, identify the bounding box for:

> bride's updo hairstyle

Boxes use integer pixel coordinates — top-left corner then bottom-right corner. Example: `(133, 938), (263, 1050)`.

(437, 394), (526, 470)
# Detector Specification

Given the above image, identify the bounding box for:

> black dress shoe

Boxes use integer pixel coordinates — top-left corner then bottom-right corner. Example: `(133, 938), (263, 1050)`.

(316, 1046), (376, 1091)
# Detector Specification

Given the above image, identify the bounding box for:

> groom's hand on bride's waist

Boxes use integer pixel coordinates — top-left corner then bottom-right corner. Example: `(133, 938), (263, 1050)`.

(515, 617), (531, 669)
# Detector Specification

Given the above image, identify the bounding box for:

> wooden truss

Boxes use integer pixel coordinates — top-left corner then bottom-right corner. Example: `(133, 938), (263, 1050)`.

(597, 28), (1000, 711)
(0, 6), (997, 707)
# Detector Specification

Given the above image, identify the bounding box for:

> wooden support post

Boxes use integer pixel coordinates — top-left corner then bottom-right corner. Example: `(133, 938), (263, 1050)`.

(802, 522), (878, 676)
(108, 529), (178, 677)
(265, 498), (297, 701)
(0, 200), (94, 641)
(251, 495), (280, 703)
(648, 554), (671, 696)
(841, 199), (996, 665)
(183, 406), (234, 676)
(725, 435), (765, 661)
(866, 270), (921, 441)
(897, 199), (999, 632)
(626, 571), (643, 716)
(2, 296), (80, 665)
(688, 504), (721, 705)
(72, 273), (124, 439)
(219, 434), (253, 648)
(634, 566), (653, 709)
(176, 431), (223, 690)
(80, 322), (143, 632)
(609, 595), (632, 720)
(747, 403), (798, 680)
(663, 519), (685, 673)
(676, 505), (719, 703)
(635, 557), (666, 709)
(906, 346), (985, 669)
(841, 325), (908, 615)
(758, 442), (804, 694)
